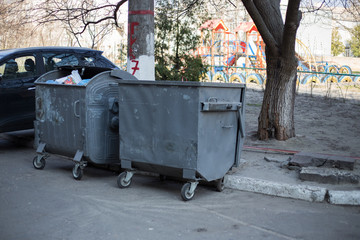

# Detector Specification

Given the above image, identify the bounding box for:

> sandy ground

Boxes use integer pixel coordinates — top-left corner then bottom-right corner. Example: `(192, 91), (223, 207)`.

(233, 82), (360, 190)
(244, 82), (360, 157)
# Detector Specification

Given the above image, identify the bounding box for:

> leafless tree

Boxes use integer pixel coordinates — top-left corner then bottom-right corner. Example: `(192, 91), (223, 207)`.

(235, 0), (301, 141)
(32, 0), (127, 48)
(231, 0), (358, 140)
(302, 0), (360, 23)
(0, 0), (32, 49)
(343, 0), (360, 21)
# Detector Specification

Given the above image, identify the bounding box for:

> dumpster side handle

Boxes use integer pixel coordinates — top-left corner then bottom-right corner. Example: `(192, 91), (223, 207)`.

(234, 88), (246, 167)
(238, 107), (245, 138)
(74, 100), (80, 118)
(201, 101), (242, 112)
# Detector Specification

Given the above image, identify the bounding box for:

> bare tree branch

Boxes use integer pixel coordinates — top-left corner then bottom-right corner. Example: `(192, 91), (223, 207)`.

(282, 0), (302, 59)
(241, 0), (279, 56)
(30, 0), (128, 48)
(33, 0), (127, 36)
(0, 0), (32, 48)
(114, 0), (128, 27)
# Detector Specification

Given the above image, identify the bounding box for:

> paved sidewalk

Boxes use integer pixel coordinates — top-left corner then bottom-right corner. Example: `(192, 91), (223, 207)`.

(224, 146), (360, 206)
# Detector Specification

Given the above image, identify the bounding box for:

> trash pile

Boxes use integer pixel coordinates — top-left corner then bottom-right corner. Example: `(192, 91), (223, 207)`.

(46, 70), (90, 85)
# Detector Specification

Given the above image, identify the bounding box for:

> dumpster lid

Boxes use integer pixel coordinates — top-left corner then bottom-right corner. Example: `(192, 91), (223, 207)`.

(117, 79), (246, 88)
(110, 69), (138, 80)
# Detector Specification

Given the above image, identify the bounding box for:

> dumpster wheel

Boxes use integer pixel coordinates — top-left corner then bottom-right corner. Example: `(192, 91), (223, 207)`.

(117, 172), (133, 188)
(181, 182), (198, 201)
(215, 177), (225, 192)
(33, 156), (46, 170)
(72, 164), (83, 180)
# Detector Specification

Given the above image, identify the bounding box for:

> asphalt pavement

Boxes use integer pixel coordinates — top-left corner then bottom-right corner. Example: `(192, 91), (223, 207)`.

(1, 130), (359, 206)
(1, 133), (360, 240)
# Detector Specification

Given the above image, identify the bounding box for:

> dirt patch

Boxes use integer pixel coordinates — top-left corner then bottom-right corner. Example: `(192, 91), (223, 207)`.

(244, 82), (360, 158)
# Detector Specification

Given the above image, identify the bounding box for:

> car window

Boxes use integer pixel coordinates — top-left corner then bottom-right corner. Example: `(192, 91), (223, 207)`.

(43, 53), (79, 71)
(95, 56), (116, 68)
(81, 56), (96, 66)
(79, 55), (114, 68)
(0, 55), (37, 81)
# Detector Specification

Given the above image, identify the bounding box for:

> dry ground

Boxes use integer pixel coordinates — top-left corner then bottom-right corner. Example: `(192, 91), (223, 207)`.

(244, 82), (360, 158)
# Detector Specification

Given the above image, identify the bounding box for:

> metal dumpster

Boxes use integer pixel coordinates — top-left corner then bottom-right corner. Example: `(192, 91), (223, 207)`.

(33, 67), (136, 180)
(116, 80), (246, 200)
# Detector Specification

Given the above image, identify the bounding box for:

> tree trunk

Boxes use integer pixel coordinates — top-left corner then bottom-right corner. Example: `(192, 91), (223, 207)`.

(258, 51), (298, 141)
(240, 0), (302, 141)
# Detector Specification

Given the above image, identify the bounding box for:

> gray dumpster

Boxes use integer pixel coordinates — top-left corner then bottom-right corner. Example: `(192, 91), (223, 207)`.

(116, 80), (246, 200)
(33, 67), (136, 180)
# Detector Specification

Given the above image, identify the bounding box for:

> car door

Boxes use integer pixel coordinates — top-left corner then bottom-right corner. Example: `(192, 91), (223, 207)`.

(0, 54), (41, 132)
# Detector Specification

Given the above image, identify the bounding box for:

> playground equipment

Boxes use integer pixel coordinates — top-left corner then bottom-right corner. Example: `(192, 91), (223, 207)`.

(195, 19), (359, 85)
(196, 19), (266, 84)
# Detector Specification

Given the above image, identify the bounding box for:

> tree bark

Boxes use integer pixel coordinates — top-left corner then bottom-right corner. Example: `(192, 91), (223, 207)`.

(242, 0), (301, 141)
(258, 52), (297, 140)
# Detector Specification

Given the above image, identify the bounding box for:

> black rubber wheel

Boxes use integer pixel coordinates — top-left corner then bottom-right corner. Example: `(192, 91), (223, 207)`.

(117, 172), (131, 188)
(33, 156), (45, 170)
(72, 164), (83, 180)
(181, 182), (195, 201)
(215, 177), (225, 192)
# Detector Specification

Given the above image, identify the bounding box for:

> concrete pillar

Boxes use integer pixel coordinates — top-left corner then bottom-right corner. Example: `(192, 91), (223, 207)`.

(127, 0), (155, 80)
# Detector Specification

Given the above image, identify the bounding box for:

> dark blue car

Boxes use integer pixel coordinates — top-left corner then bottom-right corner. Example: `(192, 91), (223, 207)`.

(0, 46), (118, 133)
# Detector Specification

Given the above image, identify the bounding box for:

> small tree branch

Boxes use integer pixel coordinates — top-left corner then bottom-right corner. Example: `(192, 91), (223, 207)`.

(33, 0), (128, 36)
(254, 0), (284, 43)
(282, 0), (302, 59)
(227, 0), (236, 8)
(75, 16), (114, 35)
(114, 0), (127, 27)
(241, 0), (279, 56)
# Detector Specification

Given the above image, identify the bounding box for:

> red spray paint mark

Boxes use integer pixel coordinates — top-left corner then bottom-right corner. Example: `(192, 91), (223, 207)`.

(129, 10), (154, 15)
(128, 21), (140, 75)
(129, 22), (139, 60)
(131, 60), (139, 75)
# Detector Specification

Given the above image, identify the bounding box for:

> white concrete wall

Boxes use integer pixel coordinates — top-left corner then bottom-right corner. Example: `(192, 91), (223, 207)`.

(297, 12), (333, 57)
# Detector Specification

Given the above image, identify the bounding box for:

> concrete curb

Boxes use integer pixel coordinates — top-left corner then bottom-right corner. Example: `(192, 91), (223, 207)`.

(225, 175), (360, 205)
(225, 175), (327, 202)
(328, 190), (360, 205)
(107, 164), (360, 205)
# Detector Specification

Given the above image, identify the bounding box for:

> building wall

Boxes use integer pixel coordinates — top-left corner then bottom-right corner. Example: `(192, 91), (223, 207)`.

(297, 11), (333, 57)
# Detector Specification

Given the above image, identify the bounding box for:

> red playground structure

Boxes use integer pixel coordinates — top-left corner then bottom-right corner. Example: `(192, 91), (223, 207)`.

(194, 19), (266, 84)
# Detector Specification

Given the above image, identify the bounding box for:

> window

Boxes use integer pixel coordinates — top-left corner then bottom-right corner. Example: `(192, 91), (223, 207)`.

(81, 56), (96, 66)
(93, 56), (115, 68)
(0, 55), (36, 81)
(43, 53), (79, 71)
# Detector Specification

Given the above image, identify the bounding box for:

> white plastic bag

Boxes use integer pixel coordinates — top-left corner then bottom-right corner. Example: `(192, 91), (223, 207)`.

(55, 70), (82, 85)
